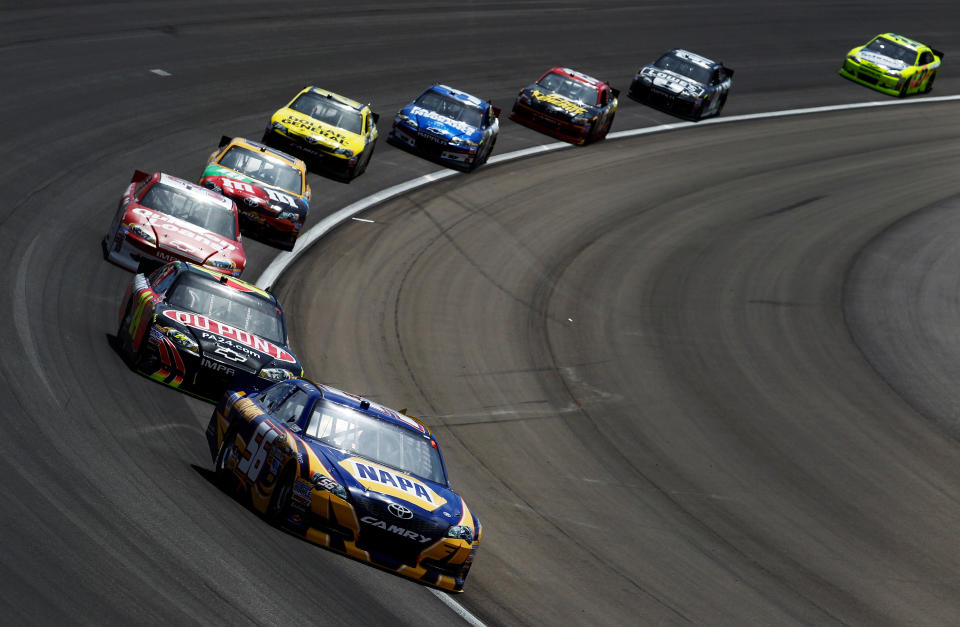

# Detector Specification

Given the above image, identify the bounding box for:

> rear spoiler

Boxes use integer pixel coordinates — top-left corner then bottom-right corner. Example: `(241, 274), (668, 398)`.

(131, 169), (150, 183)
(932, 48), (945, 60)
(724, 67), (735, 78)
(492, 106), (502, 118)
(611, 87), (621, 98)
(218, 135), (233, 148)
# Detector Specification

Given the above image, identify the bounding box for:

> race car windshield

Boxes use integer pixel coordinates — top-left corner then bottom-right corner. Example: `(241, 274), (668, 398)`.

(536, 72), (599, 105)
(654, 55), (713, 85)
(305, 400), (447, 486)
(863, 37), (917, 64)
(290, 93), (364, 135)
(141, 182), (237, 240)
(218, 146), (303, 195)
(167, 274), (286, 344)
(414, 91), (484, 128)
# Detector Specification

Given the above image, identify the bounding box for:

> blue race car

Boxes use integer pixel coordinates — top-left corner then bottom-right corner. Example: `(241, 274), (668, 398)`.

(207, 378), (482, 591)
(387, 84), (499, 171)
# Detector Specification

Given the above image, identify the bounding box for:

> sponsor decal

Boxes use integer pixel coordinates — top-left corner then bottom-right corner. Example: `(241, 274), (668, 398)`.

(292, 479), (313, 509)
(130, 208), (236, 251)
(388, 503), (413, 519)
(201, 357), (235, 375)
(410, 106), (477, 135)
(530, 90), (587, 115)
(163, 310), (296, 363)
(281, 114), (348, 144)
(339, 457), (446, 511)
(214, 344), (249, 364)
(360, 516), (432, 543)
(858, 50), (907, 70)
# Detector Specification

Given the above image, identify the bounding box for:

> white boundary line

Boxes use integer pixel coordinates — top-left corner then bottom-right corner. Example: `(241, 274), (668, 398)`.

(252, 93), (960, 627)
(256, 93), (960, 290)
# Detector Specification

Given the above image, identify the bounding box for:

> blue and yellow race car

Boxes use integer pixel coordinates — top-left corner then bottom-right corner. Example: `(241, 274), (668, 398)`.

(839, 33), (943, 97)
(387, 84), (499, 171)
(206, 378), (482, 591)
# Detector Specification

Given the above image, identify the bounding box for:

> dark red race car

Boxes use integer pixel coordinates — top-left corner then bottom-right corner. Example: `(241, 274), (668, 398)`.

(509, 67), (618, 145)
(103, 171), (246, 277)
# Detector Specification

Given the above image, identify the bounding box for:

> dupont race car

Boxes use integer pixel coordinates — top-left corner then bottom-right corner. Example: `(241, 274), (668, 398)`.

(628, 49), (733, 121)
(387, 84), (499, 171)
(262, 86), (379, 182)
(509, 67), (618, 145)
(200, 137), (311, 251)
(207, 378), (481, 592)
(116, 261), (303, 401)
(839, 33), (943, 97)
(103, 171), (245, 277)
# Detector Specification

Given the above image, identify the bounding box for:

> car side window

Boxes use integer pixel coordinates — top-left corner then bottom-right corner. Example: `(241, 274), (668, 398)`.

(919, 51), (933, 65)
(271, 389), (309, 424)
(598, 89), (608, 106)
(257, 382), (295, 413)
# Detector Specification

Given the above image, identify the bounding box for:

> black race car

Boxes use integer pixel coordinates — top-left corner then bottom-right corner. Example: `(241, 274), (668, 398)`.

(628, 49), (733, 121)
(116, 261), (303, 401)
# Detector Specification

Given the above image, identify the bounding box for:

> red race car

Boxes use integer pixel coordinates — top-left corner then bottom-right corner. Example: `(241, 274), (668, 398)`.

(103, 171), (246, 277)
(509, 66), (618, 145)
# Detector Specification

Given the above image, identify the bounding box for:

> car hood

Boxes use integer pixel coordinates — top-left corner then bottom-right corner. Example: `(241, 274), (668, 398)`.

(640, 66), (706, 98)
(270, 108), (365, 154)
(200, 166), (309, 217)
(404, 104), (481, 142)
(856, 49), (908, 71)
(524, 84), (594, 117)
(307, 443), (463, 519)
(159, 308), (299, 374)
(125, 205), (240, 264)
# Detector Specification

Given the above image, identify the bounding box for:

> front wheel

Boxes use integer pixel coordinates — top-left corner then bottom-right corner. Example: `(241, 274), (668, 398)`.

(924, 71), (937, 93)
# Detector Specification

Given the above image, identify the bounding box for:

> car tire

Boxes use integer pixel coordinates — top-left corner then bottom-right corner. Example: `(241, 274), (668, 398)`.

(214, 427), (240, 490)
(117, 301), (142, 367)
(265, 466), (295, 525)
(598, 113), (615, 140)
(717, 93), (728, 117)
(924, 71), (937, 93)
(898, 79), (910, 98)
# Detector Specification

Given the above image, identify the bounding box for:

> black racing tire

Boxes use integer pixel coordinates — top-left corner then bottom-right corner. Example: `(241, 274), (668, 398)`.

(717, 93), (728, 116)
(358, 142), (376, 176)
(924, 71), (937, 93)
(214, 427), (240, 491)
(898, 79), (910, 98)
(597, 112), (615, 140)
(117, 301), (143, 367)
(265, 466), (296, 525)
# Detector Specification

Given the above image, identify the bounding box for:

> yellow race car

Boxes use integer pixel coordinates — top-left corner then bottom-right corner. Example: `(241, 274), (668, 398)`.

(262, 86), (379, 182)
(839, 33), (943, 97)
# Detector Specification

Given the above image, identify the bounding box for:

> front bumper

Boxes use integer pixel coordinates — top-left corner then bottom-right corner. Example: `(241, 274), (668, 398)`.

(628, 79), (704, 119)
(509, 101), (589, 145)
(262, 128), (359, 180)
(388, 124), (478, 169)
(838, 61), (903, 96)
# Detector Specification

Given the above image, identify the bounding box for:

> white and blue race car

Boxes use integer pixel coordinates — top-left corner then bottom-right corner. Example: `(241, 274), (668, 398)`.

(388, 84), (499, 171)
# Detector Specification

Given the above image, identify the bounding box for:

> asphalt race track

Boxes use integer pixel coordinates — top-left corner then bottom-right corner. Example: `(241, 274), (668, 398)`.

(2, 2), (960, 625)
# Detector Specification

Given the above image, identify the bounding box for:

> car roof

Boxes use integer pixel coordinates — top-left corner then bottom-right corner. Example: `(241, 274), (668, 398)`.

(426, 84), (488, 109)
(302, 86), (367, 111)
(226, 137), (306, 170)
(291, 379), (433, 436)
(178, 262), (277, 302)
(877, 32), (926, 51)
(668, 49), (721, 69)
(545, 66), (606, 87)
(154, 172), (234, 210)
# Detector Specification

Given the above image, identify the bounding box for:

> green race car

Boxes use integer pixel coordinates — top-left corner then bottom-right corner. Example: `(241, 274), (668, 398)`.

(839, 33), (943, 97)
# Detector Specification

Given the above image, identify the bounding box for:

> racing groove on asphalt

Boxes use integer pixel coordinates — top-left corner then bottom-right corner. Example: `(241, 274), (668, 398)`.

(2, 2), (960, 625)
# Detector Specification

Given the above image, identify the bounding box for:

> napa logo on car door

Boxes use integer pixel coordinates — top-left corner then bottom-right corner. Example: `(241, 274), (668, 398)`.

(339, 457), (446, 511)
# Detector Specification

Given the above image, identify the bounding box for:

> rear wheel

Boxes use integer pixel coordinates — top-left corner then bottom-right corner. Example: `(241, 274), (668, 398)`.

(214, 428), (240, 490)
(266, 467), (295, 525)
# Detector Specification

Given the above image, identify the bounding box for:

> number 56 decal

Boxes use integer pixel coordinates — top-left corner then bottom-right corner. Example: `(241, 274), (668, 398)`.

(237, 421), (280, 482)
